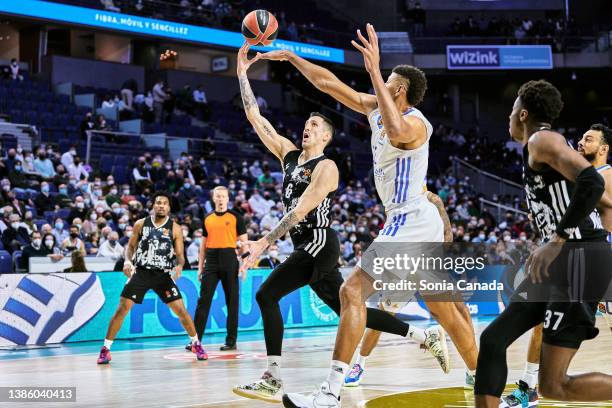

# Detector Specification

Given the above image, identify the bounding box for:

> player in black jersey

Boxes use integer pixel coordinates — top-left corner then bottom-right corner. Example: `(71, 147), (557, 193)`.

(475, 80), (612, 407)
(232, 43), (447, 404)
(96, 192), (208, 364)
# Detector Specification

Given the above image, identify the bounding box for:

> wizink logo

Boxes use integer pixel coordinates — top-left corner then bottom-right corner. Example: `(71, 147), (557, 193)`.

(447, 47), (500, 67)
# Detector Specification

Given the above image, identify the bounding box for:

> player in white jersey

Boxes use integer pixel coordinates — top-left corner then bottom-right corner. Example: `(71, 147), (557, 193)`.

(499, 123), (612, 408)
(259, 24), (478, 408)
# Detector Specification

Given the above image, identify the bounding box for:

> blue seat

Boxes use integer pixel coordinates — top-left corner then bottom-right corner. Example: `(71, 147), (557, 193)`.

(12, 251), (23, 272)
(0, 250), (13, 273)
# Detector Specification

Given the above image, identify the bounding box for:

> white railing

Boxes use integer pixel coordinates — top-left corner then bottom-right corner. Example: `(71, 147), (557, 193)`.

(452, 157), (524, 199)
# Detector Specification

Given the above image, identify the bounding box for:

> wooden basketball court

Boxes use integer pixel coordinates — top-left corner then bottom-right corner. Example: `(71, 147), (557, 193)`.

(1, 318), (611, 407)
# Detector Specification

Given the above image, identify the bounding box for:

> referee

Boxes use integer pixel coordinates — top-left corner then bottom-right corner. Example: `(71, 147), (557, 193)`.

(191, 186), (247, 351)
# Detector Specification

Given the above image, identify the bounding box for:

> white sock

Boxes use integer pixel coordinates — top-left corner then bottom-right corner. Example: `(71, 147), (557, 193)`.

(190, 335), (199, 344)
(326, 360), (349, 397)
(466, 368), (476, 377)
(521, 362), (539, 389)
(356, 354), (367, 370)
(104, 339), (113, 350)
(408, 326), (426, 344)
(267, 355), (282, 379)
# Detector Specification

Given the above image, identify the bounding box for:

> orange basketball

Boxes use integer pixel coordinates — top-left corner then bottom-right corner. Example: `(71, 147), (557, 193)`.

(241, 10), (279, 46)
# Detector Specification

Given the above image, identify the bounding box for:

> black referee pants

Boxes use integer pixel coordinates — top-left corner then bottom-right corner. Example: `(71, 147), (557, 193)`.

(194, 248), (239, 346)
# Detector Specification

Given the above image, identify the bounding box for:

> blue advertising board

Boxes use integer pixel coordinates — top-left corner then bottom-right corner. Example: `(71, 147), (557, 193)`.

(0, 0), (345, 64)
(446, 45), (553, 70)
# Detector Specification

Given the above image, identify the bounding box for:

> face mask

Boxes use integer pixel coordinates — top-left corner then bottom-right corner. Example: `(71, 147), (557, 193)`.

(358, 227), (366, 233)
(93, 189), (102, 196)
(123, 190), (130, 195)
(194, 238), (201, 245)
(69, 180), (77, 185)
(14, 165), (22, 171)
(2, 185), (10, 192)
(479, 234), (486, 240)
(110, 189), (118, 195)
(41, 186), (50, 193)
(520, 236), (527, 241)
(503, 235), (511, 242)
(55, 222), (63, 230)
(76, 202), (84, 209)
(118, 223), (126, 230)
(70, 149), (76, 156)
(32, 238), (42, 247)
(269, 250), (278, 258)
(45, 240), (54, 248)
(349, 236), (357, 243)
(107, 180), (114, 186)
(96, 207), (104, 214)
(90, 214), (97, 221)
(70, 232), (78, 238)
(11, 222), (19, 229)
(343, 203), (349, 209)
(126, 231), (133, 238)
(59, 188), (68, 195)
(113, 208), (122, 214)
(165, 165), (172, 170)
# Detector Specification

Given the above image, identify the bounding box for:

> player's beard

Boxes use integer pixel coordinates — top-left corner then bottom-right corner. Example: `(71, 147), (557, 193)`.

(582, 152), (596, 162)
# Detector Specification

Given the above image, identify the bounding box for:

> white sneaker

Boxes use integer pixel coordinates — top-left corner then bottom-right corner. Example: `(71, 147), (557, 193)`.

(233, 371), (283, 403)
(282, 382), (340, 408)
(423, 325), (450, 374)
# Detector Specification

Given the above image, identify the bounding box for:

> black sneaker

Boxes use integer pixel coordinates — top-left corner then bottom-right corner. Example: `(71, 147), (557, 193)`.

(220, 343), (236, 351)
(185, 343), (192, 352)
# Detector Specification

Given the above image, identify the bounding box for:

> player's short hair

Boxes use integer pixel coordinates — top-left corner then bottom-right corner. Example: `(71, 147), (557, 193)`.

(310, 112), (335, 146)
(590, 123), (612, 147)
(213, 186), (229, 194)
(152, 191), (172, 208)
(391, 65), (427, 107)
(517, 80), (563, 124)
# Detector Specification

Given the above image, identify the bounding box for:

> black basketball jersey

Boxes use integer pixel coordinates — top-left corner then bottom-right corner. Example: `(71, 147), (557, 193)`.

(282, 150), (336, 241)
(134, 216), (177, 273)
(523, 141), (606, 242)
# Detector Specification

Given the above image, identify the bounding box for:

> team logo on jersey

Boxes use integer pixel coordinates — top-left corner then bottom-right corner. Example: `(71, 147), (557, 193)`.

(303, 168), (312, 177)
(165, 290), (171, 298)
(162, 228), (169, 236)
(376, 114), (384, 129)
(374, 167), (385, 180)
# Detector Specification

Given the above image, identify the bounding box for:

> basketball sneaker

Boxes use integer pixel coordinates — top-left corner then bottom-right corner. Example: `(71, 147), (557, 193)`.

(499, 381), (538, 407)
(192, 341), (208, 360)
(282, 381), (340, 408)
(233, 371), (284, 403)
(97, 346), (111, 364)
(423, 325), (450, 374)
(185, 342), (193, 352)
(343, 363), (364, 387)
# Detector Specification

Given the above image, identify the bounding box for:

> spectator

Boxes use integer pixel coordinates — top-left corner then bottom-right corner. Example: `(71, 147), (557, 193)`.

(101, 94), (116, 109)
(55, 183), (72, 208)
(95, 114), (110, 131)
(52, 217), (69, 244)
(97, 231), (124, 260)
(63, 250), (89, 272)
(119, 225), (133, 246)
(61, 145), (77, 169)
(121, 78), (138, 111)
(178, 178), (199, 217)
(260, 207), (280, 231)
(20, 231), (50, 271)
(410, 2), (426, 37)
(247, 189), (269, 218)
(22, 152), (39, 177)
(5, 190), (27, 219)
(256, 244), (281, 268)
(61, 224), (86, 256)
(22, 211), (36, 235)
(132, 157), (152, 191)
(9, 58), (23, 81)
(186, 229), (203, 265)
(68, 196), (88, 225)
(1, 214), (30, 252)
(256, 167), (275, 190)
(152, 79), (168, 123)
(33, 150), (56, 179)
(249, 160), (263, 179)
(42, 233), (63, 261)
(9, 161), (37, 192)
(193, 84), (209, 120)
(80, 112), (95, 138)
(67, 156), (89, 181)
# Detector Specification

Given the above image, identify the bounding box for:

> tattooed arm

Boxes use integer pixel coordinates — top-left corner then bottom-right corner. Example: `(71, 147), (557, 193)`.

(237, 43), (297, 162)
(426, 191), (453, 242)
(240, 160), (339, 271)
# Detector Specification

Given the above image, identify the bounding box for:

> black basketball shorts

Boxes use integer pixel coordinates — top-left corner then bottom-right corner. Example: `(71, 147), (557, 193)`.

(120, 268), (182, 304)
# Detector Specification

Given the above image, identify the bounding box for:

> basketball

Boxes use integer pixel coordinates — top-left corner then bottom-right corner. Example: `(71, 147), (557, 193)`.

(241, 10), (278, 46)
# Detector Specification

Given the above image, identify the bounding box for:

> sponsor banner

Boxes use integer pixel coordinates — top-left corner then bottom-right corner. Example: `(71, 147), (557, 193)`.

(446, 45), (553, 70)
(0, 269), (339, 346)
(0, 0), (344, 63)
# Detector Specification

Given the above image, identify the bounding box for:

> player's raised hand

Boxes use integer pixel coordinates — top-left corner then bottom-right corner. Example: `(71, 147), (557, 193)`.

(237, 42), (262, 75)
(258, 50), (294, 62)
(351, 23), (380, 74)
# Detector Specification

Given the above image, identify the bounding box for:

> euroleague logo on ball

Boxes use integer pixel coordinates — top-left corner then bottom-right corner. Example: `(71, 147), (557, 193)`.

(242, 10), (278, 46)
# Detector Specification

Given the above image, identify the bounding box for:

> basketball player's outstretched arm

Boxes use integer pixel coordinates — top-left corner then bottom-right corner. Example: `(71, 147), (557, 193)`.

(426, 191), (453, 242)
(258, 51), (376, 115)
(236, 43), (297, 162)
(240, 160), (339, 271)
(352, 24), (425, 146)
(525, 130), (605, 282)
(123, 219), (144, 277)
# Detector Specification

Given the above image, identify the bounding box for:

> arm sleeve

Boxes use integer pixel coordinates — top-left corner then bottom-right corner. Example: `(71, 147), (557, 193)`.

(555, 166), (605, 239)
(235, 213), (247, 235)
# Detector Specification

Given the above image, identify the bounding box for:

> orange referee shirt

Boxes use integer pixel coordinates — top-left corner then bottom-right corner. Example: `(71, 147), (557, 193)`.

(203, 210), (246, 249)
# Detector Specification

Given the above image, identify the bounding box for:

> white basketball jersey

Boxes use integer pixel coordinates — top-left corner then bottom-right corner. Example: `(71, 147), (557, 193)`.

(368, 107), (433, 213)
